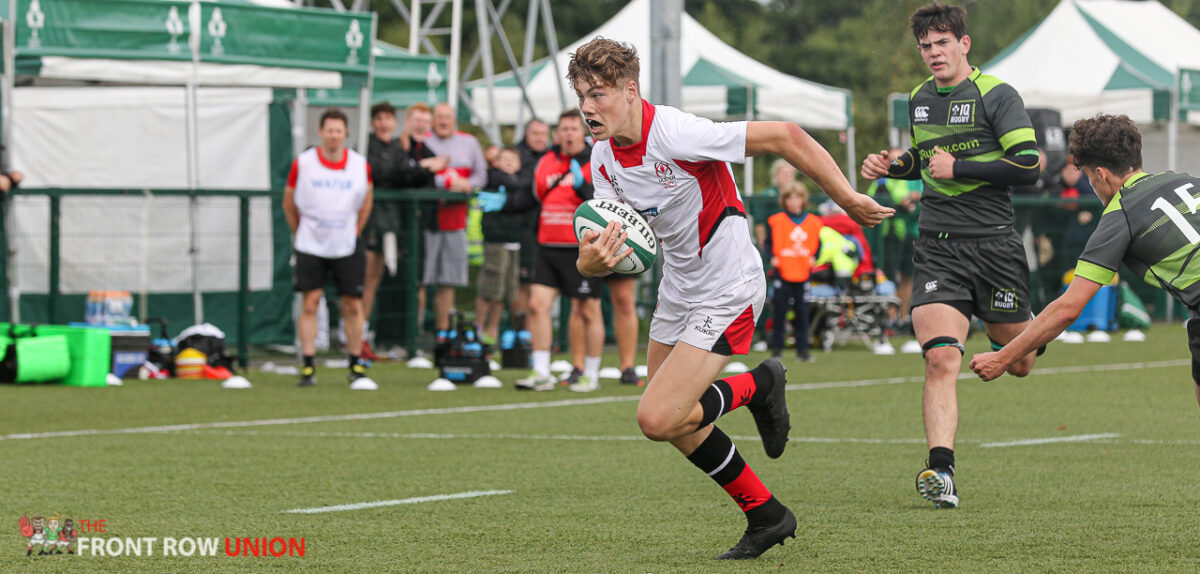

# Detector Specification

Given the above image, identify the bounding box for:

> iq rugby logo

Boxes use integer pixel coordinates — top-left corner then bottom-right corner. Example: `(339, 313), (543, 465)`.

(18, 515), (305, 559)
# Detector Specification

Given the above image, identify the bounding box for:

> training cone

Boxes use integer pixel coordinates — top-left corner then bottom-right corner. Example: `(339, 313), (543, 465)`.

(723, 361), (749, 374)
(598, 367), (622, 380)
(106, 373), (124, 386)
(550, 360), (574, 374)
(1060, 331), (1086, 344)
(1122, 329), (1146, 342)
(407, 357), (435, 369)
(427, 378), (456, 391)
(203, 364), (234, 380)
(1085, 330), (1112, 343)
(874, 342), (896, 355)
(900, 340), (923, 354)
(221, 376), (252, 389)
(473, 375), (503, 388)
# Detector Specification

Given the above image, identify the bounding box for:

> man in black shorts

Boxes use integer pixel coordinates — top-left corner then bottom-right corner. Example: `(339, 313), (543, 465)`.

(971, 114), (1200, 419)
(861, 3), (1042, 508)
(283, 109), (377, 390)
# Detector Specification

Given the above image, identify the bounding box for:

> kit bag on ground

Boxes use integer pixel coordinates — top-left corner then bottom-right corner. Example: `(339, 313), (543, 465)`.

(500, 312), (532, 369)
(438, 312), (491, 384)
(0, 324), (72, 384)
(173, 323), (234, 371)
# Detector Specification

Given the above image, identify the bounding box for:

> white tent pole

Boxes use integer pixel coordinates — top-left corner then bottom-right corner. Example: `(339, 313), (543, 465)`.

(293, 89), (308, 156)
(474, 0), (499, 143)
(357, 13), (377, 154)
(1169, 84), (1179, 172)
(2, 14), (17, 323)
(743, 85), (754, 196)
(448, 0), (462, 113)
(540, 0), (566, 111)
(1167, 81), (1180, 323)
(650, 0), (682, 107)
(515, 0), (540, 129)
(408, 0), (421, 54)
(846, 125), (857, 190)
(187, 0), (203, 324)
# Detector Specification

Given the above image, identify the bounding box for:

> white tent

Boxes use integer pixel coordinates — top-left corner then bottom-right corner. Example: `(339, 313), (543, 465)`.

(984, 0), (1200, 171)
(467, 0), (852, 130)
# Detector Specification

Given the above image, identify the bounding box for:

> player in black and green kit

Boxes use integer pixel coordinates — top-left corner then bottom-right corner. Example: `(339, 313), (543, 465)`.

(972, 114), (1200, 417)
(861, 2), (1042, 509)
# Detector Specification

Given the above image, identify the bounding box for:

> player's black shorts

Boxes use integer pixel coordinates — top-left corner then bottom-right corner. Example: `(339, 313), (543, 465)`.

(1187, 315), (1200, 384)
(294, 241), (366, 297)
(531, 246), (601, 299)
(362, 202), (401, 253)
(910, 229), (1031, 323)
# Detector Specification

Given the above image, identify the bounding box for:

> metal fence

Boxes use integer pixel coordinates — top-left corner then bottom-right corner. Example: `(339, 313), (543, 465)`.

(1, 189), (1171, 366)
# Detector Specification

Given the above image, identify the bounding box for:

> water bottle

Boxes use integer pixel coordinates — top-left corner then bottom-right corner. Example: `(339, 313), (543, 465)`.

(501, 330), (516, 350)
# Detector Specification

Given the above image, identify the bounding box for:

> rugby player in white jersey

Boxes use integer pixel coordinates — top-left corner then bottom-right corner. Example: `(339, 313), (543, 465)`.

(570, 38), (892, 560)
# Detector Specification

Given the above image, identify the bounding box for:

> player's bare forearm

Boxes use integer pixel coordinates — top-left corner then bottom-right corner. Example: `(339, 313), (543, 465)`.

(747, 122), (850, 199)
(972, 278), (1099, 380)
(747, 122), (893, 227)
(283, 186), (299, 234)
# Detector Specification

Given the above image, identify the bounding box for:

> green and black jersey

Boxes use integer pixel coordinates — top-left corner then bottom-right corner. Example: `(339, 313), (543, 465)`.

(1076, 171), (1200, 309)
(908, 68), (1037, 233)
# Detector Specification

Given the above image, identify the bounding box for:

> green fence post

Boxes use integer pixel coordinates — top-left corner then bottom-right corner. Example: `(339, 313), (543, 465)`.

(404, 194), (420, 358)
(48, 193), (61, 325)
(238, 192), (250, 369)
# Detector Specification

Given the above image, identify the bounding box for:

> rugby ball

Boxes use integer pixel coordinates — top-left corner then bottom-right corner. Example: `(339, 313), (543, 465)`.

(573, 198), (658, 275)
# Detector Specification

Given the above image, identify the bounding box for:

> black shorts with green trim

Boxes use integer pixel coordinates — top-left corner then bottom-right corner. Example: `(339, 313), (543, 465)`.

(910, 229), (1031, 323)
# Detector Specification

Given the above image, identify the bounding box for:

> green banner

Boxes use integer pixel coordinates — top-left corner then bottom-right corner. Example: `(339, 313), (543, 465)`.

(10, 0), (372, 74)
(308, 50), (447, 108)
(1179, 68), (1200, 112)
(197, 2), (371, 74)
(15, 0), (193, 61)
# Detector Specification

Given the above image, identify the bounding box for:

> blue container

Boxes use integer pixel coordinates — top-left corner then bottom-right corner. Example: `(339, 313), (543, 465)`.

(1066, 285), (1118, 331)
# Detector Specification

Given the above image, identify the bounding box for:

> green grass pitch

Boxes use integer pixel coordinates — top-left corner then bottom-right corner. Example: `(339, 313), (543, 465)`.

(3, 327), (1200, 572)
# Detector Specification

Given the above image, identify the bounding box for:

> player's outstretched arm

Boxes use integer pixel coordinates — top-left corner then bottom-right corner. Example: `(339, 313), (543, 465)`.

(969, 277), (1102, 381)
(577, 220), (632, 278)
(746, 122), (894, 227)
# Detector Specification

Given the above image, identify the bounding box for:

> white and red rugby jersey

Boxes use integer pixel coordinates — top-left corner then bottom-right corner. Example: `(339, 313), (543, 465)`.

(288, 147), (371, 259)
(591, 100), (762, 302)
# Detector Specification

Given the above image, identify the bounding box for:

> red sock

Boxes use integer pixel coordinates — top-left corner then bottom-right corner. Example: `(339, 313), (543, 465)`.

(686, 426), (773, 511)
(721, 371), (757, 411)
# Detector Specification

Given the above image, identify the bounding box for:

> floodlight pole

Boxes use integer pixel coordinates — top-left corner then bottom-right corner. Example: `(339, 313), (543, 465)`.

(474, 0), (499, 143)
(448, 0), (461, 114)
(540, 0), (566, 111)
(515, 0), (540, 130)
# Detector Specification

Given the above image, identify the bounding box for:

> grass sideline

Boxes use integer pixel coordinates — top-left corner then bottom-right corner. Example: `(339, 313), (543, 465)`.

(3, 327), (1200, 572)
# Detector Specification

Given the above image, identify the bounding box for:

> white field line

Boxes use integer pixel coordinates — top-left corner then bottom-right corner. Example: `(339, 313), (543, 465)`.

(194, 425), (1200, 449)
(1, 358), (1189, 442)
(979, 433), (1122, 448)
(281, 490), (514, 514)
(792, 359), (1190, 390)
(178, 429), (932, 444)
